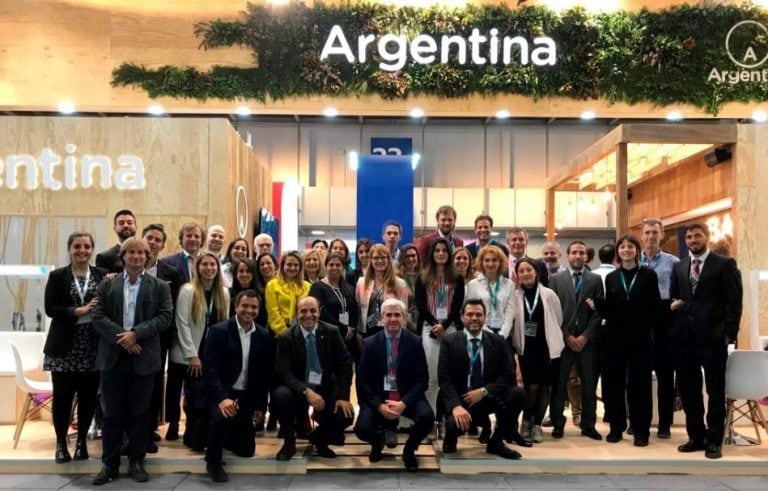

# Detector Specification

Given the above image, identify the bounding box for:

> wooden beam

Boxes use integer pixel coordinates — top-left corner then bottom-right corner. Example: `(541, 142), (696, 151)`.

(616, 142), (629, 239)
(622, 124), (738, 144)
(546, 188), (556, 240)
(546, 125), (624, 190)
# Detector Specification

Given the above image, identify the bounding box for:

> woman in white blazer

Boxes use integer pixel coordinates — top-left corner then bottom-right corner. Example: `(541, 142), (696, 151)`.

(465, 245), (516, 337)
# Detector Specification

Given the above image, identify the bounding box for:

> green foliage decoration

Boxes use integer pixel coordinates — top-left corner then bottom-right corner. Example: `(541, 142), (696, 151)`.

(111, 1), (768, 114)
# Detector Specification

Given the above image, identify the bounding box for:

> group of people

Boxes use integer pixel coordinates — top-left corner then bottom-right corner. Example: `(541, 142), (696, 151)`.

(41, 205), (743, 484)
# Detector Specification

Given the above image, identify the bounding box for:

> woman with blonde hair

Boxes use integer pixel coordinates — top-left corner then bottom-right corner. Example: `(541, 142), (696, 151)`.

(466, 245), (516, 337)
(355, 243), (411, 338)
(265, 250), (311, 336)
(303, 248), (324, 284)
(167, 252), (230, 446)
(452, 246), (475, 286)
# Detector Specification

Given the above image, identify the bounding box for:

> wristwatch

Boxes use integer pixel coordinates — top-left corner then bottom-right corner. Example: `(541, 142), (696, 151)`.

(481, 387), (488, 397)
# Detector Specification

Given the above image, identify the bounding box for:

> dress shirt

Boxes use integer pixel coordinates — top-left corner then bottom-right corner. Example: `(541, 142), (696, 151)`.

(232, 318), (255, 390)
(640, 250), (679, 299)
(182, 250), (195, 279)
(122, 271), (145, 330)
(689, 249), (711, 275)
(465, 329), (484, 367)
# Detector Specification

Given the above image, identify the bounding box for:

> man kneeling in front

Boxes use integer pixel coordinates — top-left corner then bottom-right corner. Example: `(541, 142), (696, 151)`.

(354, 298), (434, 471)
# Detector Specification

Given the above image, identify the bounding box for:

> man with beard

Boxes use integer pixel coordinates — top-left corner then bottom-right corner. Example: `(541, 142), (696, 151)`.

(466, 215), (509, 259)
(416, 205), (464, 263)
(541, 241), (566, 275)
(96, 210), (137, 274)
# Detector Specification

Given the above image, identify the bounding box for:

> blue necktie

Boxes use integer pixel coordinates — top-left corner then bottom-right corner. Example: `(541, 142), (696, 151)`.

(573, 272), (583, 298)
(470, 338), (482, 389)
(305, 332), (321, 382)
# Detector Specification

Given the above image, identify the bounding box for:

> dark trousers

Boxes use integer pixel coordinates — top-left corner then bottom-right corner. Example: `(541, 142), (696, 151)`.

(677, 339), (727, 444)
(148, 329), (174, 433)
(166, 361), (205, 445)
(653, 307), (675, 430)
(551, 344), (596, 430)
(603, 338), (653, 439)
(272, 385), (353, 443)
(445, 388), (525, 445)
(354, 397), (434, 449)
(205, 390), (256, 465)
(100, 352), (155, 470)
(51, 371), (100, 442)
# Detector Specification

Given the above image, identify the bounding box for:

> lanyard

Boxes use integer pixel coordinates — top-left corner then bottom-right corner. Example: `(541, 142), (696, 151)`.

(620, 270), (638, 297)
(437, 274), (446, 307)
(328, 282), (347, 313)
(205, 291), (214, 319)
(465, 332), (482, 366)
(72, 268), (91, 305)
(484, 276), (501, 312)
(386, 335), (400, 375)
(523, 287), (540, 317)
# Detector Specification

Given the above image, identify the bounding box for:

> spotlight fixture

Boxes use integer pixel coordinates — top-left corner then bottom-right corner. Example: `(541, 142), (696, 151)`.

(147, 104), (165, 116)
(704, 146), (732, 167)
(348, 150), (359, 171)
(235, 106), (251, 116)
(410, 107), (425, 119)
(752, 109), (768, 123)
(580, 110), (596, 120)
(323, 107), (338, 117)
(57, 101), (76, 115)
(495, 110), (511, 119)
(666, 110), (683, 122)
(411, 153), (421, 170)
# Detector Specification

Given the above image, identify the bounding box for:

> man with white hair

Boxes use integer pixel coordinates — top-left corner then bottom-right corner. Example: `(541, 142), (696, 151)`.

(253, 233), (274, 256)
(541, 241), (565, 275)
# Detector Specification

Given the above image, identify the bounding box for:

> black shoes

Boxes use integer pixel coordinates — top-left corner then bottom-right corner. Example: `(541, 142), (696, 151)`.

(633, 436), (649, 447)
(487, 443), (522, 460)
(165, 422), (179, 441)
(657, 426), (671, 439)
(551, 427), (564, 439)
(478, 427), (491, 444)
(313, 443), (337, 458)
(369, 441), (384, 463)
(151, 431), (162, 442)
(581, 428), (603, 441)
(92, 465), (118, 486)
(606, 432), (623, 443)
(384, 429), (398, 449)
(705, 443), (722, 459)
(207, 463), (229, 482)
(402, 445), (418, 471)
(129, 460), (149, 483)
(146, 441), (159, 454)
(73, 438), (89, 460)
(442, 435), (458, 454)
(276, 440), (296, 461)
(55, 441), (71, 464)
(678, 440), (707, 453)
(506, 431), (533, 448)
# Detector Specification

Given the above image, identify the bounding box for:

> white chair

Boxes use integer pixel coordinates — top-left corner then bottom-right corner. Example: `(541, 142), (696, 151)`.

(9, 341), (53, 449)
(724, 349), (768, 445)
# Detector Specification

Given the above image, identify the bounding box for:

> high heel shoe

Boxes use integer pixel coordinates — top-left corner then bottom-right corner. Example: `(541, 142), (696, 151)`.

(55, 441), (71, 463)
(73, 438), (89, 460)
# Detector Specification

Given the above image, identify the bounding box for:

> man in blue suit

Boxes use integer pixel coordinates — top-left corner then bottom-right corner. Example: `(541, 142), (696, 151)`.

(202, 290), (272, 482)
(354, 298), (434, 471)
(159, 222), (205, 285)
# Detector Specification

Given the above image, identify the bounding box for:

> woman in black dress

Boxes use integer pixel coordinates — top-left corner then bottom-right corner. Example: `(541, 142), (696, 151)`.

(43, 231), (106, 463)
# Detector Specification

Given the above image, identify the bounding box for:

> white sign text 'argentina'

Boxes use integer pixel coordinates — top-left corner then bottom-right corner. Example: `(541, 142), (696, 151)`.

(320, 25), (557, 72)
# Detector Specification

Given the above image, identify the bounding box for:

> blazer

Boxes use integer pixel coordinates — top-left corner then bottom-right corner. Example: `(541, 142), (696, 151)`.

(465, 275), (516, 338)
(264, 278), (311, 335)
(95, 244), (123, 274)
(414, 275), (465, 335)
(43, 265), (108, 357)
(669, 252), (743, 343)
(356, 328), (428, 410)
(170, 284), (230, 365)
(597, 266), (661, 345)
(548, 269), (604, 342)
(355, 276), (411, 334)
(92, 272), (173, 375)
(308, 280), (359, 338)
(155, 260), (182, 305)
(160, 252), (193, 285)
(416, 231), (464, 264)
(465, 240), (509, 258)
(275, 321), (353, 401)
(202, 317), (272, 411)
(511, 284), (565, 359)
(438, 329), (517, 411)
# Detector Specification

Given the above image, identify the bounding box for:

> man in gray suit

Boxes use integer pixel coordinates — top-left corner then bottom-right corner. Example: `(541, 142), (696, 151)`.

(92, 237), (173, 485)
(548, 240), (604, 440)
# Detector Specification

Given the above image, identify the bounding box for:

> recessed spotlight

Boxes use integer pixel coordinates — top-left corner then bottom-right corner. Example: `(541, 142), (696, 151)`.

(495, 110), (511, 119)
(57, 101), (76, 115)
(580, 110), (596, 120)
(147, 104), (165, 116)
(666, 110), (683, 121)
(752, 109), (768, 123)
(410, 107), (425, 119)
(235, 106), (251, 116)
(310, 230), (326, 236)
(323, 107), (338, 117)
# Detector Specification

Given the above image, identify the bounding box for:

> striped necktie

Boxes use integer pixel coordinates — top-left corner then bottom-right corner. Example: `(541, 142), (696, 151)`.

(690, 258), (701, 295)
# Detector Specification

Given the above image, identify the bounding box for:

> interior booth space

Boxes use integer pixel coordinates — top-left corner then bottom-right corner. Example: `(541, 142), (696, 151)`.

(2, 0), (768, 478)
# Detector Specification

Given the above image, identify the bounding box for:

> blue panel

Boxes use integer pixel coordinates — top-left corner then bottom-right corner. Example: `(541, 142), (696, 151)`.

(356, 155), (414, 245)
(371, 137), (413, 156)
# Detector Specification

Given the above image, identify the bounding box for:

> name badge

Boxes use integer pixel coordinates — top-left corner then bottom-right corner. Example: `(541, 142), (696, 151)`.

(384, 374), (398, 391)
(436, 307), (448, 320)
(338, 312), (349, 325)
(488, 314), (502, 329)
(308, 370), (323, 386)
(524, 321), (538, 337)
(77, 313), (93, 325)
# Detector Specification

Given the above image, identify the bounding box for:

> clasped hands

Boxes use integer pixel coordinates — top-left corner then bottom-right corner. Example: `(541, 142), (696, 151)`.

(116, 330), (141, 355)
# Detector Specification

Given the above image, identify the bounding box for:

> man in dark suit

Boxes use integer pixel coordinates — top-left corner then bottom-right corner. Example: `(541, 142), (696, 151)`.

(354, 298), (434, 471)
(507, 227), (549, 287)
(465, 214), (509, 259)
(95, 209), (137, 274)
(91, 237), (173, 485)
(670, 222), (742, 459)
(273, 296), (354, 461)
(439, 299), (525, 459)
(416, 205), (464, 263)
(548, 240), (604, 441)
(159, 222), (205, 285)
(141, 223), (182, 448)
(202, 290), (272, 482)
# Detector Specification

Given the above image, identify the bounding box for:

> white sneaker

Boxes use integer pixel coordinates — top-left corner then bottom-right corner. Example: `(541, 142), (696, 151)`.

(531, 425), (544, 443)
(520, 420), (531, 439)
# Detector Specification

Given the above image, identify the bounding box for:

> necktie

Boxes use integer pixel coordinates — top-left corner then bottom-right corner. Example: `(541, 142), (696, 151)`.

(573, 272), (583, 298)
(470, 338), (482, 388)
(305, 332), (321, 382)
(690, 258), (701, 295)
(388, 335), (400, 401)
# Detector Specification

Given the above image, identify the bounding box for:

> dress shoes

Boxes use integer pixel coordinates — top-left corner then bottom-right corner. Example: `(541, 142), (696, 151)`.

(551, 426), (564, 439)
(152, 431), (162, 442)
(92, 465), (119, 486)
(581, 428), (603, 441)
(478, 427), (491, 444)
(313, 443), (337, 458)
(541, 416), (553, 427)
(207, 463), (229, 482)
(385, 429), (398, 448)
(487, 443), (522, 460)
(146, 441), (159, 454)
(73, 438), (89, 460)
(129, 460), (149, 483)
(626, 426), (634, 435)
(606, 432), (623, 443)
(657, 426), (671, 439)
(55, 441), (71, 463)
(677, 440), (706, 453)
(369, 441), (384, 463)
(633, 436), (649, 447)
(276, 440), (296, 461)
(467, 424), (479, 436)
(402, 445), (418, 471)
(705, 443), (722, 459)
(506, 431), (534, 448)
(442, 435), (458, 454)
(165, 422), (179, 441)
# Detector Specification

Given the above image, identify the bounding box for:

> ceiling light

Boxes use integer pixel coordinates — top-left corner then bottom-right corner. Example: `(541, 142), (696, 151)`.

(147, 104), (165, 116)
(752, 109), (768, 123)
(348, 150), (359, 171)
(410, 107), (425, 119)
(666, 110), (683, 122)
(323, 107), (338, 117)
(235, 106), (251, 116)
(411, 153), (421, 170)
(57, 101), (76, 115)
(495, 109), (510, 119)
(580, 110), (596, 120)
(310, 230), (326, 236)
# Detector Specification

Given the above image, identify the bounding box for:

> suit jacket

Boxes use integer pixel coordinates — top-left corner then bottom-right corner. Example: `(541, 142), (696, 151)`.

(96, 244), (123, 274)
(202, 317), (272, 411)
(669, 252), (743, 343)
(438, 330), (517, 411)
(160, 252), (192, 285)
(275, 321), (353, 401)
(43, 265), (108, 357)
(416, 231), (464, 264)
(92, 272), (173, 375)
(155, 260), (182, 304)
(465, 240), (509, 258)
(548, 269), (603, 342)
(356, 329), (428, 410)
